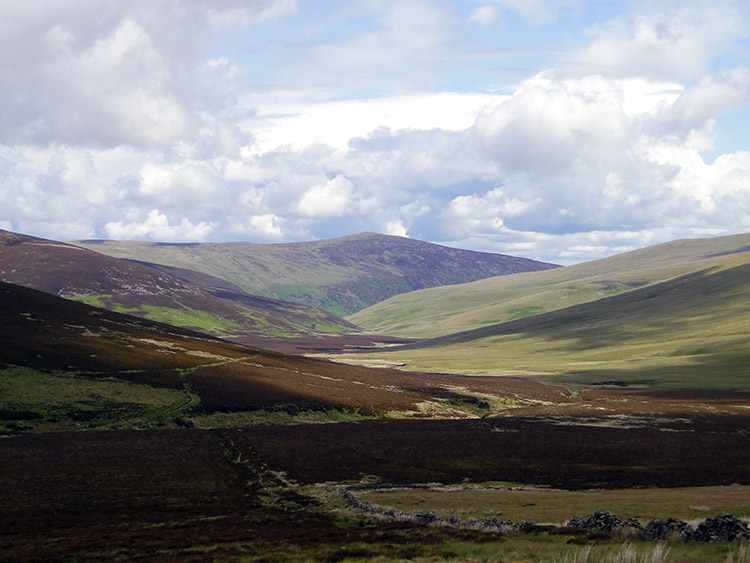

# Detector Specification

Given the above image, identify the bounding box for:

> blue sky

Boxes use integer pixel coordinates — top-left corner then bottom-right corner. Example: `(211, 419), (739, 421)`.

(0, 0), (748, 264)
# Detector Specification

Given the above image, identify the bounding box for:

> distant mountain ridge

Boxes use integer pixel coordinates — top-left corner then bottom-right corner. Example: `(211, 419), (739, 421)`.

(72, 232), (559, 315)
(0, 229), (356, 338)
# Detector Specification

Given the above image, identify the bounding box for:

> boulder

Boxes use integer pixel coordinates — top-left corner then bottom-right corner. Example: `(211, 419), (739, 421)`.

(566, 509), (622, 532)
(643, 518), (693, 541)
(691, 514), (750, 542)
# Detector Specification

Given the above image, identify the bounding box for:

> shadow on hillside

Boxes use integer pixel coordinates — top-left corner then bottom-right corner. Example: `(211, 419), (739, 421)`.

(536, 350), (750, 391)
(411, 264), (750, 354)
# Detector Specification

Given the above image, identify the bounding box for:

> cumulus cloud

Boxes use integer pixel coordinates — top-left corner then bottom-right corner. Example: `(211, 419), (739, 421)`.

(1, 1), (749, 263)
(245, 92), (504, 153)
(298, 175), (353, 218)
(0, 0), (293, 147)
(104, 209), (217, 241)
(385, 220), (408, 237)
(248, 214), (284, 237)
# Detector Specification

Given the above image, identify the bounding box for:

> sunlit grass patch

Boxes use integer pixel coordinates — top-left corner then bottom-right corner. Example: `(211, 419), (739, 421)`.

(358, 484), (750, 525)
(0, 366), (190, 431)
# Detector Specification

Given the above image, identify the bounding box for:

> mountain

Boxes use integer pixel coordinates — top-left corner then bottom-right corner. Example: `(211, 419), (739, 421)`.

(342, 247), (750, 391)
(71, 232), (559, 316)
(0, 229), (356, 338)
(0, 280), (569, 432)
(349, 233), (750, 337)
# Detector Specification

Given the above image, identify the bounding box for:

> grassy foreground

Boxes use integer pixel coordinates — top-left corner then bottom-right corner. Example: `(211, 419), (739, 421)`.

(357, 484), (750, 524)
(2, 427), (748, 562)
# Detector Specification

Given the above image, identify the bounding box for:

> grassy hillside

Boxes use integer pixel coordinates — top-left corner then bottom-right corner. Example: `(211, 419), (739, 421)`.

(72, 232), (558, 316)
(0, 280), (575, 432)
(350, 233), (750, 337)
(0, 229), (356, 338)
(339, 251), (750, 391)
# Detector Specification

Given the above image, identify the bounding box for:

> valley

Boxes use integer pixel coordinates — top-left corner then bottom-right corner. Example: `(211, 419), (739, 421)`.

(72, 232), (558, 316)
(340, 235), (750, 393)
(1, 230), (749, 561)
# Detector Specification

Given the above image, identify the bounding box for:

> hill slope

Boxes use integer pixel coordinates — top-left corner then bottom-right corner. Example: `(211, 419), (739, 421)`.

(0, 280), (568, 432)
(72, 232), (559, 316)
(341, 252), (750, 391)
(0, 229), (355, 337)
(350, 233), (750, 337)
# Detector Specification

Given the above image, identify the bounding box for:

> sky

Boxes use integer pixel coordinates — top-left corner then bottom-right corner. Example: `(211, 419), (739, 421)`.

(0, 0), (749, 264)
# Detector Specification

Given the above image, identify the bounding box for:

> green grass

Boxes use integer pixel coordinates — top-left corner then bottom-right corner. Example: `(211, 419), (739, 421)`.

(71, 295), (246, 333)
(72, 293), (354, 337)
(349, 233), (750, 338)
(0, 366), (192, 431)
(72, 294), (114, 308)
(130, 304), (244, 333)
(508, 306), (544, 320)
(359, 484), (750, 524)
(340, 262), (750, 390)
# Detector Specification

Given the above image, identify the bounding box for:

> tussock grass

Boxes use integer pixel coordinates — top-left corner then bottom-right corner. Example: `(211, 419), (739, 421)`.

(726, 542), (750, 563)
(558, 543), (669, 563)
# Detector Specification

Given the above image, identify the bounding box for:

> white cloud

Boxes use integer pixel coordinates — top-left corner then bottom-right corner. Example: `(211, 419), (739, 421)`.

(104, 209), (217, 241)
(0, 0), (293, 147)
(298, 175), (353, 217)
(572, 2), (747, 80)
(442, 188), (537, 238)
(657, 67), (750, 135)
(135, 161), (221, 209)
(246, 214), (284, 238)
(245, 92), (504, 153)
(385, 220), (408, 237)
(1, 1), (749, 266)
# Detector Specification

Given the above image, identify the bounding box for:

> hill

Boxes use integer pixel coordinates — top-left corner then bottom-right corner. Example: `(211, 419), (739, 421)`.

(0, 229), (356, 338)
(71, 232), (559, 316)
(0, 280), (570, 432)
(340, 250), (750, 391)
(349, 233), (750, 337)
